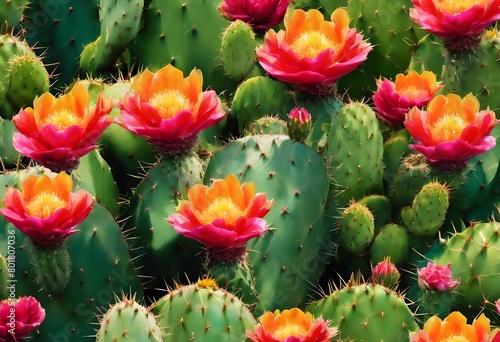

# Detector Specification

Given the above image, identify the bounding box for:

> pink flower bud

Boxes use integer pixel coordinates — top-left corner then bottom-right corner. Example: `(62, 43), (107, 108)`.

(417, 262), (460, 292)
(287, 107), (312, 143)
(0, 296), (46, 341)
(372, 257), (400, 288)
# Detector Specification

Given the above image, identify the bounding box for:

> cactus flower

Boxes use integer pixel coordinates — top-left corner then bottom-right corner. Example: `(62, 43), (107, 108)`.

(217, 0), (293, 31)
(287, 107), (312, 142)
(409, 311), (493, 342)
(117, 64), (226, 156)
(372, 257), (400, 288)
(417, 262), (460, 291)
(410, 0), (500, 50)
(256, 8), (371, 96)
(12, 82), (113, 173)
(0, 296), (46, 341)
(0, 172), (94, 248)
(246, 308), (338, 342)
(168, 174), (273, 250)
(404, 93), (498, 167)
(372, 71), (442, 125)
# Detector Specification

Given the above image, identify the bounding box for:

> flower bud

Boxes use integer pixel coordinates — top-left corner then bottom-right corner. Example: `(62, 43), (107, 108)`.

(287, 107), (312, 143)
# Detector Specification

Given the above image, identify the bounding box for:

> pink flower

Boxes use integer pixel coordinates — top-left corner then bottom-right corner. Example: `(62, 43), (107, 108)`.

(0, 172), (94, 248)
(117, 64), (226, 156)
(417, 262), (460, 291)
(287, 107), (312, 142)
(404, 93), (498, 166)
(0, 296), (46, 341)
(12, 81), (113, 172)
(256, 8), (371, 95)
(217, 0), (293, 31)
(372, 71), (442, 125)
(168, 174), (273, 249)
(496, 298), (500, 315)
(372, 257), (400, 288)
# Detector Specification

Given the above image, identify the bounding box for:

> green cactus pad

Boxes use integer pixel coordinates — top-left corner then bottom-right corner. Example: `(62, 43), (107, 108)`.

(370, 223), (409, 266)
(340, 202), (375, 255)
(220, 20), (257, 82)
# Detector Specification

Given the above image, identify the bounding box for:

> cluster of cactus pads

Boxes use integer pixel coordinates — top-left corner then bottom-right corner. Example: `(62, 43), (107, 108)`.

(1, 0), (500, 341)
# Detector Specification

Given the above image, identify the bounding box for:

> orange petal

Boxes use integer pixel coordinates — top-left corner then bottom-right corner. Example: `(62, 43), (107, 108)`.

(423, 315), (443, 341)
(32, 92), (56, 126)
(70, 82), (91, 115)
(473, 314), (491, 341)
(330, 7), (350, 37)
(131, 69), (155, 100)
(185, 68), (203, 104)
(437, 311), (468, 340)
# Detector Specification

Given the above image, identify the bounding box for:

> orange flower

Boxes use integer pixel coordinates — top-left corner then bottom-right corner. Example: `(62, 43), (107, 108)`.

(404, 93), (497, 166)
(0, 172), (93, 248)
(246, 308), (338, 342)
(168, 174), (273, 249)
(12, 81), (113, 172)
(117, 64), (225, 155)
(256, 8), (371, 95)
(409, 311), (491, 342)
(372, 71), (442, 125)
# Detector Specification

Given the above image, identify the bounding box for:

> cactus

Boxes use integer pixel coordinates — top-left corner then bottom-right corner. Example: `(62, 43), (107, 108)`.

(220, 20), (257, 82)
(204, 134), (332, 314)
(382, 128), (412, 185)
(323, 101), (385, 207)
(244, 115), (287, 136)
(0, 253), (8, 300)
(306, 281), (419, 341)
(370, 223), (410, 266)
(152, 279), (256, 341)
(358, 195), (392, 234)
(0, 117), (21, 169)
(339, 201), (375, 255)
(96, 295), (163, 342)
(0, 0), (29, 29)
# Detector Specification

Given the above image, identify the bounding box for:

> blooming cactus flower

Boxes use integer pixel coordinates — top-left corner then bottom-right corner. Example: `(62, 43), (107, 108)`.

(117, 64), (226, 156)
(0, 172), (94, 248)
(246, 308), (338, 342)
(410, 0), (500, 50)
(217, 0), (293, 31)
(404, 93), (498, 166)
(417, 262), (460, 291)
(0, 296), (46, 341)
(168, 174), (273, 250)
(12, 81), (113, 173)
(256, 8), (371, 96)
(409, 311), (493, 342)
(372, 71), (442, 125)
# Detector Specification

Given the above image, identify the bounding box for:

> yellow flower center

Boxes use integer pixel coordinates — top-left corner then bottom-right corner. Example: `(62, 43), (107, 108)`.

(429, 114), (468, 143)
(149, 90), (193, 119)
(44, 110), (83, 131)
(443, 335), (470, 342)
(397, 86), (429, 101)
(26, 191), (67, 219)
(198, 197), (244, 225)
(272, 322), (308, 340)
(433, 0), (487, 14)
(197, 278), (218, 290)
(290, 31), (337, 59)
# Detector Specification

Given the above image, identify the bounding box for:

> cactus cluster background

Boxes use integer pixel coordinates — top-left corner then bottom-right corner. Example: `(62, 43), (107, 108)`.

(1, 0), (500, 341)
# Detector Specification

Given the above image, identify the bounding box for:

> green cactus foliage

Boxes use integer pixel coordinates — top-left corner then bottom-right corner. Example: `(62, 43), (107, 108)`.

(96, 295), (163, 342)
(383, 128), (412, 185)
(0, 0), (29, 28)
(80, 0), (144, 77)
(370, 223), (409, 266)
(408, 33), (445, 75)
(359, 195), (392, 234)
(0, 254), (8, 300)
(124, 154), (206, 293)
(323, 102), (384, 207)
(0, 118), (21, 169)
(204, 134), (332, 314)
(416, 221), (500, 324)
(306, 282), (418, 341)
(340, 202), (375, 255)
(220, 20), (257, 82)
(230, 76), (295, 134)
(245, 116), (288, 136)
(153, 281), (256, 341)
(401, 181), (450, 238)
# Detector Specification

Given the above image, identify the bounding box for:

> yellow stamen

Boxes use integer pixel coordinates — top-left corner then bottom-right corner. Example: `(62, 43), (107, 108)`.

(26, 191), (67, 219)
(198, 197), (244, 225)
(197, 278), (218, 290)
(44, 110), (83, 131)
(290, 31), (337, 59)
(433, 0), (488, 14)
(396, 86), (429, 101)
(429, 114), (468, 143)
(443, 336), (469, 342)
(149, 90), (193, 119)
(272, 322), (308, 339)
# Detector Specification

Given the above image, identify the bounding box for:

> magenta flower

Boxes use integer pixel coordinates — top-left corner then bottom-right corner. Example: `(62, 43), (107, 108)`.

(372, 71), (442, 125)
(217, 0), (293, 31)
(0, 296), (46, 341)
(372, 257), (400, 288)
(418, 262), (460, 291)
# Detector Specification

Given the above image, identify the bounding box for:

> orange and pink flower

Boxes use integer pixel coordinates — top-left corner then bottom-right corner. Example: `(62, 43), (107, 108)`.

(246, 308), (338, 342)
(372, 71), (442, 125)
(410, 0), (500, 50)
(409, 311), (495, 342)
(256, 8), (371, 96)
(217, 0), (293, 31)
(12, 82), (113, 172)
(117, 64), (226, 156)
(0, 296), (46, 341)
(0, 172), (94, 248)
(404, 93), (497, 166)
(168, 174), (273, 249)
